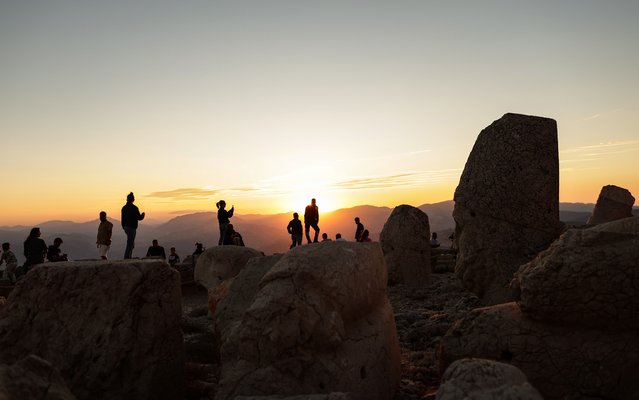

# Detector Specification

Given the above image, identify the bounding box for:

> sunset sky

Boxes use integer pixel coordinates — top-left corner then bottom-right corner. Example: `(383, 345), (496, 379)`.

(1, 1), (638, 225)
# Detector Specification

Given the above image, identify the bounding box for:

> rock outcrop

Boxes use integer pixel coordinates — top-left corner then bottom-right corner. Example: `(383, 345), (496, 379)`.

(380, 205), (431, 286)
(440, 217), (639, 399)
(587, 184), (635, 225)
(194, 246), (262, 290)
(215, 242), (401, 400)
(438, 303), (639, 400)
(513, 216), (639, 329)
(436, 358), (542, 400)
(453, 113), (563, 305)
(0, 355), (77, 400)
(0, 260), (184, 400)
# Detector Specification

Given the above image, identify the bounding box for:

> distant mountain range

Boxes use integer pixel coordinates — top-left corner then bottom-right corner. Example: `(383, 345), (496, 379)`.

(1, 201), (637, 265)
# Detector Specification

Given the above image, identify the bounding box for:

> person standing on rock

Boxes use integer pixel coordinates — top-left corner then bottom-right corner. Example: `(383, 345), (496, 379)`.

(287, 212), (303, 249)
(304, 198), (320, 244)
(168, 247), (180, 266)
(216, 200), (234, 245)
(121, 192), (145, 259)
(23, 227), (47, 272)
(96, 211), (113, 260)
(354, 217), (365, 242)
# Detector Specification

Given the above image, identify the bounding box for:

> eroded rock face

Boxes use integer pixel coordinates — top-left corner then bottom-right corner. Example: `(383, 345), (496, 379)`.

(513, 217), (639, 329)
(436, 358), (542, 400)
(453, 113), (563, 305)
(215, 242), (401, 400)
(587, 185), (636, 225)
(438, 303), (639, 400)
(0, 355), (77, 400)
(379, 205), (431, 286)
(0, 260), (184, 400)
(194, 246), (263, 290)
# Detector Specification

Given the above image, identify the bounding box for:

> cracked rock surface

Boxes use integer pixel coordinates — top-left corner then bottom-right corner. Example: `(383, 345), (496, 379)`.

(436, 358), (542, 400)
(453, 113), (563, 305)
(587, 184), (635, 225)
(380, 205), (431, 287)
(215, 242), (401, 400)
(514, 217), (639, 329)
(0, 355), (77, 400)
(0, 260), (184, 400)
(194, 246), (263, 291)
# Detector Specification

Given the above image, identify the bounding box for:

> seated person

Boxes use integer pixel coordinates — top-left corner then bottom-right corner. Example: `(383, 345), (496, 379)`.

(47, 237), (68, 262)
(146, 239), (166, 259)
(223, 224), (245, 246)
(430, 232), (440, 248)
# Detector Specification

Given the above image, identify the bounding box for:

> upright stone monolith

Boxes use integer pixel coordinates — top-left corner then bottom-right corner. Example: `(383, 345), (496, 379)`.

(587, 184), (635, 225)
(379, 205), (431, 286)
(453, 113), (563, 305)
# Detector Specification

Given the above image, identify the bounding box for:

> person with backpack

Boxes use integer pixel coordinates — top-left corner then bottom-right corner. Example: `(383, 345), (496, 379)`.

(287, 212), (303, 249)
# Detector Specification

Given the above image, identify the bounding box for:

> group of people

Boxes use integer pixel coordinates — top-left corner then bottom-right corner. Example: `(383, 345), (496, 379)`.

(1, 194), (382, 284)
(285, 198), (372, 249)
(0, 227), (69, 284)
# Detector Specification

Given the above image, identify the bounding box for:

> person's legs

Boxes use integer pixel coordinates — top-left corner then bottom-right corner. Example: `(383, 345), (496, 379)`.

(124, 227), (136, 259)
(305, 223), (312, 244)
(312, 223), (320, 243)
(219, 223), (228, 245)
(98, 244), (109, 260)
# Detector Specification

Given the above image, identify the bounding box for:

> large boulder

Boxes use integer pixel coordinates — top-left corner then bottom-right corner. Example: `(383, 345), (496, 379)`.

(453, 113), (563, 305)
(438, 303), (639, 400)
(513, 217), (639, 329)
(215, 254), (284, 363)
(0, 355), (77, 400)
(379, 205), (431, 286)
(436, 358), (542, 400)
(215, 242), (401, 400)
(0, 260), (184, 400)
(194, 245), (262, 290)
(587, 185), (635, 225)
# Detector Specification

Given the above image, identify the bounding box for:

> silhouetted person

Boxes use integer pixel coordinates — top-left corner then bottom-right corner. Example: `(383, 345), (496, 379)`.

(335, 233), (346, 242)
(47, 237), (68, 262)
(223, 224), (245, 246)
(430, 232), (440, 248)
(146, 239), (166, 260)
(216, 200), (234, 246)
(287, 212), (303, 249)
(121, 192), (145, 259)
(354, 217), (364, 242)
(96, 211), (113, 260)
(360, 229), (372, 242)
(192, 242), (205, 266)
(321, 233), (332, 242)
(1, 242), (18, 284)
(193, 242), (205, 256)
(304, 198), (320, 243)
(168, 247), (180, 266)
(23, 227), (47, 272)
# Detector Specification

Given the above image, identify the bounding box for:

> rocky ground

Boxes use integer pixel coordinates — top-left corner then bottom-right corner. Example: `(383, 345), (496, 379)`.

(179, 252), (479, 400)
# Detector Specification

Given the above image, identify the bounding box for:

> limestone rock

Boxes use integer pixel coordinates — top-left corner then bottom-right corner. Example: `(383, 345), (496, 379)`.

(513, 218), (639, 329)
(587, 185), (635, 225)
(453, 113), (563, 305)
(216, 242), (401, 400)
(438, 302), (639, 400)
(379, 205), (431, 286)
(215, 254), (283, 364)
(233, 394), (351, 400)
(0, 355), (77, 400)
(0, 260), (184, 400)
(436, 358), (542, 400)
(194, 246), (262, 290)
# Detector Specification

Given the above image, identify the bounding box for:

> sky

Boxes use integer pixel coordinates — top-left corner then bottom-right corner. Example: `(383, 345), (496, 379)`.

(1, 1), (638, 225)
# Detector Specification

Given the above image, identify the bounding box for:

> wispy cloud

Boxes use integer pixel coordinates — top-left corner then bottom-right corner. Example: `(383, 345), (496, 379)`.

(330, 169), (462, 191)
(560, 140), (639, 163)
(147, 186), (261, 201)
(147, 188), (219, 200)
